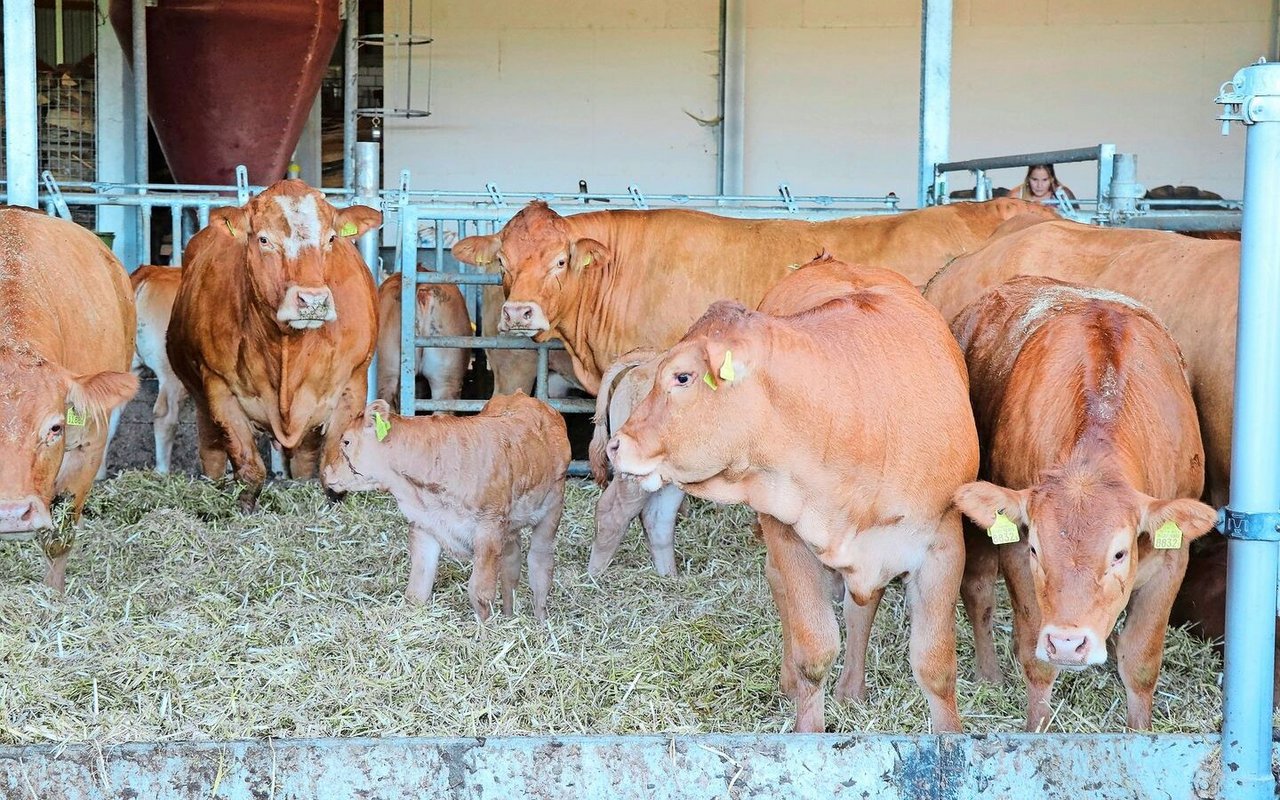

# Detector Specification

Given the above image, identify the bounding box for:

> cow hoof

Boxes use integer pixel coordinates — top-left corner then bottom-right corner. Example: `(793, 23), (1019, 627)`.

(975, 666), (1006, 685)
(236, 490), (260, 514)
(404, 590), (429, 606)
(833, 679), (869, 705)
(325, 488), (347, 506)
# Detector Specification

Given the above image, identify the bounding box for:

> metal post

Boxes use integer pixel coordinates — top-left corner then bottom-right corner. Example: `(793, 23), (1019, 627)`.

(1215, 63), (1280, 800)
(397, 203), (418, 416)
(717, 0), (745, 197)
(343, 0), (360, 192)
(132, 0), (150, 264)
(1105, 152), (1143, 221)
(3, 0), (39, 208)
(917, 0), (952, 207)
(355, 142), (381, 403)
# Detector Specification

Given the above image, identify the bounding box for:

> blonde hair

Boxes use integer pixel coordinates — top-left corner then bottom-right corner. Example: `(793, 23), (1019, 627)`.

(1018, 164), (1062, 199)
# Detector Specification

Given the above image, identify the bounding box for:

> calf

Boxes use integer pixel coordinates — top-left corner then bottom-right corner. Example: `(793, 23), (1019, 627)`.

(609, 255), (977, 733)
(375, 273), (472, 410)
(586, 350), (685, 578)
(321, 393), (570, 621)
(950, 276), (1217, 731)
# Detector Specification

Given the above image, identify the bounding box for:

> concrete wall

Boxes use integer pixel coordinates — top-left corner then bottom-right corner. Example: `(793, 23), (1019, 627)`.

(383, 0), (1270, 205)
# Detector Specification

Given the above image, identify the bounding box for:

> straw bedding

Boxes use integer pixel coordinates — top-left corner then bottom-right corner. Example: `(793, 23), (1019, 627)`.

(0, 472), (1232, 746)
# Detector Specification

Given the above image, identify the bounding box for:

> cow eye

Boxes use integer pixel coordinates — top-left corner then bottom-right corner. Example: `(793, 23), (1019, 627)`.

(341, 437), (351, 447)
(674, 372), (692, 386)
(556, 257), (567, 268)
(329, 233), (337, 244)
(48, 423), (63, 438)
(1028, 544), (1038, 558)
(258, 234), (270, 246)
(1113, 548), (1128, 563)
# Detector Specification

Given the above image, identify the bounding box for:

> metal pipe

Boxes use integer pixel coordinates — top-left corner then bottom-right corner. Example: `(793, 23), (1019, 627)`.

(3, 0), (39, 208)
(418, 397), (595, 415)
(1118, 212), (1242, 232)
(354, 141), (381, 404)
(917, 0), (952, 207)
(935, 145), (1110, 174)
(132, 0), (150, 265)
(398, 203), (418, 415)
(718, 0), (745, 197)
(415, 335), (564, 350)
(343, 0), (360, 192)
(1219, 61), (1280, 800)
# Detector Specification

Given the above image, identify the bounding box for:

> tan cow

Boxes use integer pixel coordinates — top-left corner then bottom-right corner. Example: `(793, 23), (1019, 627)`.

(453, 198), (1057, 393)
(0, 207), (138, 589)
(321, 394), (571, 620)
(586, 349), (685, 578)
(480, 282), (581, 397)
(950, 277), (1217, 731)
(375, 273), (472, 410)
(167, 180), (381, 508)
(608, 255), (978, 733)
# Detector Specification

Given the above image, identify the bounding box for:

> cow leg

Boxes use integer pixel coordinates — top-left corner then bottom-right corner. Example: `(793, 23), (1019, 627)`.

(405, 524), (442, 605)
(288, 428), (325, 481)
(999, 544), (1058, 731)
(499, 532), (521, 616)
(527, 485), (564, 622)
(588, 478), (649, 578)
(1116, 555), (1187, 730)
(375, 337), (399, 405)
(191, 394), (230, 480)
(903, 527), (965, 733)
(468, 526), (503, 622)
(760, 513), (839, 733)
(153, 379), (186, 475)
(204, 383), (266, 510)
(425, 351), (466, 416)
(961, 523), (1003, 684)
(640, 484), (683, 577)
(833, 585), (884, 704)
(95, 405), (124, 481)
(320, 371), (372, 483)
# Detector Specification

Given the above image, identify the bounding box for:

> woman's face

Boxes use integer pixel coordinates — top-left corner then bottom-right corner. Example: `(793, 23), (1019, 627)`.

(1028, 168), (1053, 198)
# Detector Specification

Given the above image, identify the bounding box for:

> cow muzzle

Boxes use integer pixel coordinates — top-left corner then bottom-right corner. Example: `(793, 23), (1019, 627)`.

(1037, 625), (1106, 669)
(498, 301), (550, 336)
(607, 434), (665, 492)
(278, 285), (338, 329)
(0, 496), (52, 539)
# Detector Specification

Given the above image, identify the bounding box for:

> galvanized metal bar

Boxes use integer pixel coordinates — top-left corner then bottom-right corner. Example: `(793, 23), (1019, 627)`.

(418, 398), (595, 415)
(3, 0), (39, 208)
(93, 0), (134, 265)
(1217, 61), (1280, 800)
(132, 0), (149, 265)
(1094, 143), (1117, 218)
(415, 335), (563, 350)
(917, 0), (952, 207)
(197, 203), (210, 230)
(718, 0), (745, 197)
(398, 204), (419, 416)
(343, 0), (360, 192)
(1118, 212), (1242, 232)
(355, 142), (382, 404)
(0, 732), (1227, 799)
(536, 346), (550, 401)
(169, 204), (183, 265)
(935, 145), (1109, 175)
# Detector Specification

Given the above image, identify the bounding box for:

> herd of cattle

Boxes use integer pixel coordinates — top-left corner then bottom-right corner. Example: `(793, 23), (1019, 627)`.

(0, 181), (1267, 736)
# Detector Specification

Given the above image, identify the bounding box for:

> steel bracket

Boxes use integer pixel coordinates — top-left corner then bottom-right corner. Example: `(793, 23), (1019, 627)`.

(1215, 60), (1280, 133)
(778, 183), (797, 213)
(1222, 508), (1280, 542)
(41, 171), (71, 220)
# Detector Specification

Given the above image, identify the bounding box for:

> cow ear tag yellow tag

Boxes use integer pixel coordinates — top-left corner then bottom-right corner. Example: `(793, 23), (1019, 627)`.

(224, 218), (236, 236)
(65, 406), (86, 427)
(1153, 520), (1183, 550)
(374, 412), (391, 442)
(579, 252), (592, 268)
(339, 221), (359, 238)
(719, 350), (736, 382)
(702, 373), (718, 391)
(988, 511), (1020, 545)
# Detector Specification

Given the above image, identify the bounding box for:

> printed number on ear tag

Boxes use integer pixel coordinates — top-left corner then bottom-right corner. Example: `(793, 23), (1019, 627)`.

(987, 511), (1020, 545)
(1153, 520), (1183, 550)
(65, 407), (86, 427)
(339, 221), (359, 238)
(374, 412), (391, 442)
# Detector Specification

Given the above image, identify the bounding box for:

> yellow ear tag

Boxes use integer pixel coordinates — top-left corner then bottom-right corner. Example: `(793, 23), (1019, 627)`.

(702, 372), (718, 391)
(580, 253), (592, 268)
(339, 221), (359, 238)
(224, 218), (236, 236)
(1153, 520), (1183, 550)
(374, 412), (391, 442)
(65, 406), (86, 427)
(719, 350), (736, 382)
(987, 511), (1020, 545)
(469, 321), (477, 333)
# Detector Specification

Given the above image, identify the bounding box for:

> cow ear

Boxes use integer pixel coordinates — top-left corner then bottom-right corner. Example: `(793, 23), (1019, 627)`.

(700, 339), (746, 389)
(1137, 496), (1218, 546)
(211, 207), (248, 241)
(65, 370), (140, 422)
(953, 481), (1029, 529)
(364, 399), (393, 425)
(570, 238), (609, 271)
(453, 235), (501, 268)
(335, 204), (382, 239)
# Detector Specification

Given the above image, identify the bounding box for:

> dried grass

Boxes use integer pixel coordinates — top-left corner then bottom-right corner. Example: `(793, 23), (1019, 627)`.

(0, 472), (1236, 746)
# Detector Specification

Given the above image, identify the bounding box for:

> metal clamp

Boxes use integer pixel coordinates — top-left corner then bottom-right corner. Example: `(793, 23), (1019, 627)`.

(628, 185), (648, 209)
(1222, 508), (1280, 542)
(485, 182), (506, 208)
(1216, 60), (1280, 133)
(778, 183), (797, 213)
(41, 171), (71, 220)
(235, 165), (250, 205)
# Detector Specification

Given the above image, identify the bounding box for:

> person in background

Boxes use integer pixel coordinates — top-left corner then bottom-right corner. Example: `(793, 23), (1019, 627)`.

(1010, 164), (1076, 204)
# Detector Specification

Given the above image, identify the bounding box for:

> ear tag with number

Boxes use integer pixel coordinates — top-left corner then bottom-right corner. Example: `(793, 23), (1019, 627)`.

(987, 511), (1020, 545)
(1153, 520), (1183, 550)
(702, 373), (718, 391)
(374, 412), (391, 442)
(339, 221), (360, 238)
(65, 406), (86, 427)
(719, 350), (736, 382)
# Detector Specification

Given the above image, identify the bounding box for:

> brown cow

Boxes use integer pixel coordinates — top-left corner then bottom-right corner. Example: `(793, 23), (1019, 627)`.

(452, 198), (1057, 393)
(167, 180), (381, 508)
(950, 277), (1217, 731)
(0, 207), (139, 589)
(480, 281), (581, 397)
(587, 349), (685, 578)
(375, 273), (472, 410)
(320, 394), (570, 620)
(608, 256), (978, 733)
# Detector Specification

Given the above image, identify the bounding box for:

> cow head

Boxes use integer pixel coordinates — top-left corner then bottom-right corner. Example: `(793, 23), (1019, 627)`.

(0, 354), (137, 538)
(607, 301), (761, 496)
(210, 180), (381, 332)
(954, 464), (1216, 669)
(453, 201), (609, 340)
(320, 400), (394, 493)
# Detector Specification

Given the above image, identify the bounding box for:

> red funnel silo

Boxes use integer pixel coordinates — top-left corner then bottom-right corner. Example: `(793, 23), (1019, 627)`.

(109, 1), (340, 186)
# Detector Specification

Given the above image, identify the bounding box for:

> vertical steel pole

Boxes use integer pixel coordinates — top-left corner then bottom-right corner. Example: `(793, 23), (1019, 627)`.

(355, 142), (381, 404)
(717, 0), (745, 198)
(917, 0), (952, 207)
(343, 0), (360, 192)
(1217, 63), (1280, 800)
(132, 0), (150, 265)
(398, 204), (418, 417)
(3, 0), (39, 208)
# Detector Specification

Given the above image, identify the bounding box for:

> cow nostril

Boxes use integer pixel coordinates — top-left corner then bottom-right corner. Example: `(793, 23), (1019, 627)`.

(1074, 639), (1088, 655)
(523, 309), (532, 320)
(606, 438), (620, 456)
(1044, 636), (1057, 656)
(20, 504), (32, 522)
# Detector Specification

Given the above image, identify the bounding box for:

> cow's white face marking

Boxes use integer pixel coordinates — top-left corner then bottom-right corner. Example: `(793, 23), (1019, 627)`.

(274, 194), (322, 259)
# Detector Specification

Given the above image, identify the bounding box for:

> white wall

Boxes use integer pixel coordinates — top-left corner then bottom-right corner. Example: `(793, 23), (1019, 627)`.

(384, 0), (1269, 205)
